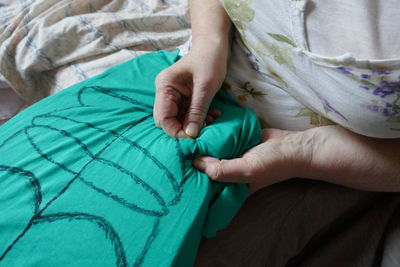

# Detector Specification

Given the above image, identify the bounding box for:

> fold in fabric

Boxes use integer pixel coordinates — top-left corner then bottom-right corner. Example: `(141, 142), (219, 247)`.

(0, 50), (261, 266)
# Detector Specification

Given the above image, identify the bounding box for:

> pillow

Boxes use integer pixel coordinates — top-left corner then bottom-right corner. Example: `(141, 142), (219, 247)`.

(0, 50), (261, 266)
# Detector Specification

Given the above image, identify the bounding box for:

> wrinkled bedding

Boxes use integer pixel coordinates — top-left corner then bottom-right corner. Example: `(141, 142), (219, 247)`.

(0, 0), (191, 122)
(2, 1), (400, 267)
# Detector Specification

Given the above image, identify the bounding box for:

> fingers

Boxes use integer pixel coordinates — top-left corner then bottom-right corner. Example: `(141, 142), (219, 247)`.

(193, 156), (271, 195)
(154, 68), (192, 138)
(205, 109), (221, 125)
(193, 156), (253, 183)
(183, 83), (216, 138)
(153, 86), (182, 136)
(208, 109), (221, 118)
(261, 128), (296, 142)
(154, 58), (222, 138)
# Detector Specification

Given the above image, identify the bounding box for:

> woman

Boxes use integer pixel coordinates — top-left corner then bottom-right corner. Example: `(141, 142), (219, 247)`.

(154, 0), (400, 265)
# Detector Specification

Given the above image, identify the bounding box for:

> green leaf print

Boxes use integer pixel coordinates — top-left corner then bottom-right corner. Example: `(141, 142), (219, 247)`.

(255, 39), (296, 72)
(222, 81), (232, 91)
(296, 108), (335, 126)
(222, 0), (254, 30)
(267, 33), (297, 48)
(270, 71), (288, 88)
(360, 79), (376, 88)
(241, 39), (289, 88)
(236, 81), (266, 102)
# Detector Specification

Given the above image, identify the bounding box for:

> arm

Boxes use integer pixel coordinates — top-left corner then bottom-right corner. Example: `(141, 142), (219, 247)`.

(194, 125), (400, 193)
(302, 126), (400, 191)
(153, 0), (233, 138)
(190, 0), (232, 49)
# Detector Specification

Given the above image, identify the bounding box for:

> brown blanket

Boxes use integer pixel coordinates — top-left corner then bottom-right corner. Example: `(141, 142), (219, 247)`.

(196, 179), (400, 267)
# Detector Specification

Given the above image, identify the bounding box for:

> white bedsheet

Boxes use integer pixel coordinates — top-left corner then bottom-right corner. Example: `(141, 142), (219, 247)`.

(0, 0), (191, 123)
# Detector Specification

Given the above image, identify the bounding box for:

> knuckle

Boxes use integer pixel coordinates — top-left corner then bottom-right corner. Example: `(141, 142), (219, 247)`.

(194, 76), (220, 91)
(163, 87), (180, 100)
(188, 106), (205, 118)
(156, 87), (181, 105)
(240, 158), (257, 178)
(155, 71), (168, 87)
(211, 159), (228, 181)
(155, 68), (177, 88)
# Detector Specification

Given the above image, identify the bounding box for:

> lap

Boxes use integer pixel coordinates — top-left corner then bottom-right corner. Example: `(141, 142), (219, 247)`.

(195, 179), (400, 267)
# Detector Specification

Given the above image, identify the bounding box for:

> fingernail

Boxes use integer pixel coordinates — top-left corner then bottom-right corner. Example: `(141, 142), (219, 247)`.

(193, 158), (206, 172)
(185, 123), (199, 138)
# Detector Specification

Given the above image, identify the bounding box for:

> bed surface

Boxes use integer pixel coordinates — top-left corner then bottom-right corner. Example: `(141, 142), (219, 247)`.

(0, 0), (191, 123)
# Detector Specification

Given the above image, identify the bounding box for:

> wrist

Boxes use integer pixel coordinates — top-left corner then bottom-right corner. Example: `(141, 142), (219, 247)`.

(191, 35), (231, 58)
(294, 126), (355, 183)
(281, 131), (315, 179)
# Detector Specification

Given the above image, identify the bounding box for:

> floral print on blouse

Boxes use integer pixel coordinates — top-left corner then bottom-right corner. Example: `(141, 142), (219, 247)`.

(220, 0), (400, 138)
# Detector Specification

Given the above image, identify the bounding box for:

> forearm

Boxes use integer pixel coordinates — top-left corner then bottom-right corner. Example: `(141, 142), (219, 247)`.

(189, 0), (232, 56)
(154, 0), (234, 138)
(298, 126), (400, 192)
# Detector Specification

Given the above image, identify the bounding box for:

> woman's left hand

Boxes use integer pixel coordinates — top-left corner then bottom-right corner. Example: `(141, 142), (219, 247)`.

(193, 125), (400, 194)
(193, 128), (313, 193)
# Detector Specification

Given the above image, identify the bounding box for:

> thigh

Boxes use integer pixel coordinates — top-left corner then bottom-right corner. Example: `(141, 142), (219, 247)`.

(195, 179), (399, 267)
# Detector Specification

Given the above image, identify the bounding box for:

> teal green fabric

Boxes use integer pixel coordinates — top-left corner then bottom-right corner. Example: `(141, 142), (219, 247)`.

(0, 50), (261, 266)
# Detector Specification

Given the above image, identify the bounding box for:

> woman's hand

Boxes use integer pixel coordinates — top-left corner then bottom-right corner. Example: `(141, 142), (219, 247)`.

(193, 128), (312, 193)
(194, 125), (400, 194)
(153, 0), (233, 138)
(154, 46), (227, 138)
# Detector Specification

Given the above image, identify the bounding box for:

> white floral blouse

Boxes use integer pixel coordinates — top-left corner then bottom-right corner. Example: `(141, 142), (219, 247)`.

(220, 0), (400, 138)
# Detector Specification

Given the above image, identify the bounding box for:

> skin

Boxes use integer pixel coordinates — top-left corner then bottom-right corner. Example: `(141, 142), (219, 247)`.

(154, 0), (232, 138)
(154, 0), (400, 194)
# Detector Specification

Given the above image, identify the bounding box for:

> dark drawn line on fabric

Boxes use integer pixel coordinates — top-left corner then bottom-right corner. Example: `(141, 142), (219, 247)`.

(0, 129), (25, 150)
(0, 85), (189, 265)
(0, 217), (37, 261)
(36, 115), (150, 214)
(133, 217), (160, 267)
(78, 86), (153, 111)
(0, 107), (82, 151)
(34, 213), (128, 267)
(31, 112), (175, 214)
(0, 123), (135, 262)
(32, 113), (182, 206)
(174, 138), (190, 192)
(0, 166), (42, 215)
(24, 125), (89, 175)
(82, 156), (168, 217)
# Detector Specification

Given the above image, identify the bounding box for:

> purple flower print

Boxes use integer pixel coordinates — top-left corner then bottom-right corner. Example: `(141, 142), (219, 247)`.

(336, 65), (400, 118)
(362, 103), (400, 117)
(246, 50), (260, 71)
(308, 85), (348, 121)
(362, 92), (400, 118)
(383, 108), (399, 117)
(337, 67), (353, 74)
(359, 85), (370, 91)
(371, 69), (392, 75)
(372, 81), (400, 98)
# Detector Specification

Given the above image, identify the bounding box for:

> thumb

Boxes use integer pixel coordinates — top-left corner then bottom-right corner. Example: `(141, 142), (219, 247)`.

(184, 84), (215, 138)
(193, 156), (252, 184)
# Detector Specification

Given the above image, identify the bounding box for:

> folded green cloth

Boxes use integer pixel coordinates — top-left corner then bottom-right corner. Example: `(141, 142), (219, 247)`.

(0, 50), (261, 266)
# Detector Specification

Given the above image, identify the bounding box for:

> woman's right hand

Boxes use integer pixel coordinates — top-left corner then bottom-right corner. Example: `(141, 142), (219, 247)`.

(154, 44), (229, 138)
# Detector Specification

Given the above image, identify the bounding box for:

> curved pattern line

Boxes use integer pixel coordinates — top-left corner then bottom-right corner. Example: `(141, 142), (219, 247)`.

(34, 213), (128, 267)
